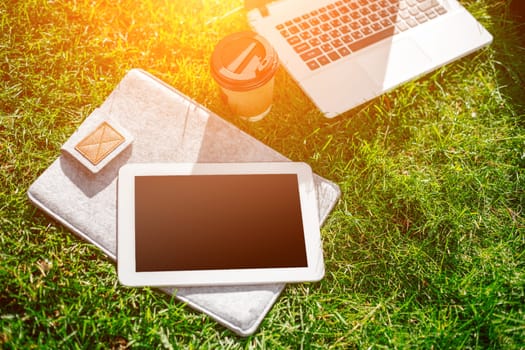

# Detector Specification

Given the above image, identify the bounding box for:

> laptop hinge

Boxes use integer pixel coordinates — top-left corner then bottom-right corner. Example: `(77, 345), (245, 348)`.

(245, 0), (270, 17)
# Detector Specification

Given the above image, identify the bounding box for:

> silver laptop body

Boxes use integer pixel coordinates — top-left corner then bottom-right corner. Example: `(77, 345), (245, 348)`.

(247, 0), (493, 118)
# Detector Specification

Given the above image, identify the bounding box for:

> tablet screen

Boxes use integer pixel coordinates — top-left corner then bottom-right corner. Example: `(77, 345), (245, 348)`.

(134, 174), (308, 272)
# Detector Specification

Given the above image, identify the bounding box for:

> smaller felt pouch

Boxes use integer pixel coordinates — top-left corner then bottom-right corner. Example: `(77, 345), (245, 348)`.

(61, 109), (134, 173)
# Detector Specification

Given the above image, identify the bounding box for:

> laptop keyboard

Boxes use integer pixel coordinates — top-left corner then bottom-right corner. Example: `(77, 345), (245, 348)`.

(276, 0), (447, 70)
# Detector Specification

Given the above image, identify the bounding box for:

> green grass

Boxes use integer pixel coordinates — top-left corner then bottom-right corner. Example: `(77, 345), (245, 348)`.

(1, 0), (524, 348)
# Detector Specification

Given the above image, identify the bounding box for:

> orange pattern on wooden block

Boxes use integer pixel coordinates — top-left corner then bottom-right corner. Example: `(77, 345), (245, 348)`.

(75, 121), (125, 165)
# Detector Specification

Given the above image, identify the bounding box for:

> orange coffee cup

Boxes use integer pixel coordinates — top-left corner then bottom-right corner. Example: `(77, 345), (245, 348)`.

(211, 31), (279, 121)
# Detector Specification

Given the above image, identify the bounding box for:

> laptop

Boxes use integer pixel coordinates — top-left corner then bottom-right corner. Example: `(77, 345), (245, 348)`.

(245, 0), (493, 118)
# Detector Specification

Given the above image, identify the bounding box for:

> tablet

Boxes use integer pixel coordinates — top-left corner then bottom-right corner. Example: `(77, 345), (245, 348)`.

(117, 162), (325, 287)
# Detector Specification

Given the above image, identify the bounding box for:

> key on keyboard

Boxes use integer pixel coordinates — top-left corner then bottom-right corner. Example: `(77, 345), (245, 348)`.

(276, 0), (447, 70)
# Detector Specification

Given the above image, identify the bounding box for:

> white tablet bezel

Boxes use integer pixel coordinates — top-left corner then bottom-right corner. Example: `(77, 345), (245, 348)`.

(117, 162), (324, 287)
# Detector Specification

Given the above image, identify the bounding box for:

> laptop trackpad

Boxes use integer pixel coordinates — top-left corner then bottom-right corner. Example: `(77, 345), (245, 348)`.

(357, 38), (432, 89)
(302, 63), (379, 117)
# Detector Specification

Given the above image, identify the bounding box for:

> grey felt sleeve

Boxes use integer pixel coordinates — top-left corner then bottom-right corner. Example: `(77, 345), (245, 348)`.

(27, 69), (340, 336)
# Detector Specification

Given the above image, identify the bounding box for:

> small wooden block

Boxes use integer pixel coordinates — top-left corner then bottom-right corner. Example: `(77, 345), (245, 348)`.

(75, 121), (126, 165)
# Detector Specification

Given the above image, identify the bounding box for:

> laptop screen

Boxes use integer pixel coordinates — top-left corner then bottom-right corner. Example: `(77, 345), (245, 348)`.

(245, 0), (271, 11)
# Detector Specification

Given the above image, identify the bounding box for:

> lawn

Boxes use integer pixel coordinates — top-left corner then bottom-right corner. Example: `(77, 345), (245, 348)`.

(1, 0), (524, 348)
